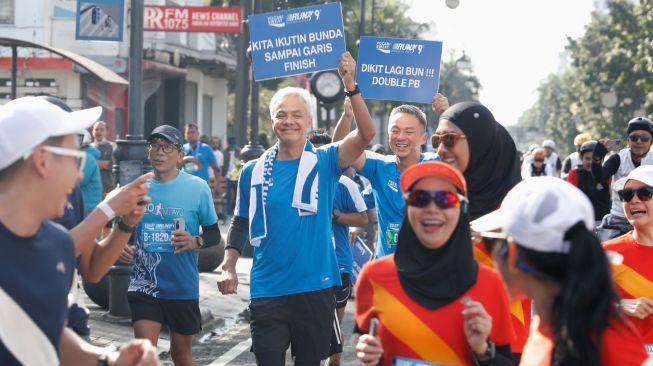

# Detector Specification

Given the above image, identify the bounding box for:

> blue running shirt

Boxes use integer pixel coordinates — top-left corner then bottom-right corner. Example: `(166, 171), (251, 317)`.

(129, 171), (217, 299)
(359, 152), (439, 257)
(236, 145), (343, 298)
(333, 176), (367, 279)
(182, 142), (217, 185)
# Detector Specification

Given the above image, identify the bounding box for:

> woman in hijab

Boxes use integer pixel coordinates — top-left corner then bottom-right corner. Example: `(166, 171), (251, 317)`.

(354, 162), (514, 366)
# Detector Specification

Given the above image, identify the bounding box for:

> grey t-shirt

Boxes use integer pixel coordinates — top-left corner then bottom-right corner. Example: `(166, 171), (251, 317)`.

(93, 141), (115, 193)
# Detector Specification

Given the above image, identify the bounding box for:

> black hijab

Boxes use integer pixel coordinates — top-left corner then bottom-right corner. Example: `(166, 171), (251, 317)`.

(439, 102), (521, 220)
(394, 202), (478, 310)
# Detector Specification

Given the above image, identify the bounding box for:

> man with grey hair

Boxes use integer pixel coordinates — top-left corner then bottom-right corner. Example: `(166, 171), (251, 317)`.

(332, 94), (447, 257)
(218, 52), (375, 365)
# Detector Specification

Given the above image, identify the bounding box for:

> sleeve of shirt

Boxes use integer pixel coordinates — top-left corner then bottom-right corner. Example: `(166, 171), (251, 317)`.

(567, 169), (579, 186)
(602, 154), (621, 178)
(562, 157), (572, 173)
(198, 182), (218, 226)
(235, 161), (255, 218)
(359, 151), (381, 183)
(341, 178), (368, 213)
(556, 157), (562, 171)
(205, 145), (217, 165)
(324, 144), (344, 177)
(362, 187), (376, 209)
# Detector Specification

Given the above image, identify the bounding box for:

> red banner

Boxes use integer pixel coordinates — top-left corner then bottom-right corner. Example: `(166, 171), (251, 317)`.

(144, 6), (241, 33)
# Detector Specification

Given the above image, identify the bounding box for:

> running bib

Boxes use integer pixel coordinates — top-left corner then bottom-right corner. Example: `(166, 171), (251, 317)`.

(646, 344), (653, 355)
(143, 222), (175, 253)
(393, 356), (450, 366)
(386, 223), (400, 247)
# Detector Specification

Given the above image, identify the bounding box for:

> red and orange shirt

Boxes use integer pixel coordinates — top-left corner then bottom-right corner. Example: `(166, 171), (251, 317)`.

(604, 232), (653, 343)
(355, 255), (516, 366)
(473, 241), (531, 353)
(520, 315), (648, 366)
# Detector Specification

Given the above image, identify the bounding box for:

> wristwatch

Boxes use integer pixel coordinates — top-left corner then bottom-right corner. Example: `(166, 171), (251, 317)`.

(115, 217), (136, 233)
(195, 235), (205, 249)
(344, 84), (361, 97)
(475, 340), (496, 361)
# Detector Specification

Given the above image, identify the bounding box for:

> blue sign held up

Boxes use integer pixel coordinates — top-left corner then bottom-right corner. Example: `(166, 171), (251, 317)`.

(355, 36), (443, 104)
(351, 237), (373, 282)
(248, 2), (346, 81)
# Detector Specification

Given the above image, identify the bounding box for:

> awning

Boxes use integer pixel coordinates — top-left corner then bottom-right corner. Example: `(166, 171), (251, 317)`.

(0, 37), (128, 85)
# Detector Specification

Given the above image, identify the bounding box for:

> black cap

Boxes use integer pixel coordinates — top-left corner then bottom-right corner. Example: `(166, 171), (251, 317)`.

(148, 125), (183, 145)
(580, 140), (597, 154)
(627, 117), (653, 136)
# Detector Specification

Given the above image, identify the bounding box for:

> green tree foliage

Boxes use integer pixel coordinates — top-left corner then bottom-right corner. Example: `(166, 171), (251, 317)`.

(517, 0), (653, 155)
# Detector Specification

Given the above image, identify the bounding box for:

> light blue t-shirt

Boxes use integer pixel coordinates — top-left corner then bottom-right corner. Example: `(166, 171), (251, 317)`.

(359, 151), (439, 257)
(236, 144), (343, 299)
(333, 176), (367, 279)
(182, 142), (217, 184)
(129, 171), (217, 299)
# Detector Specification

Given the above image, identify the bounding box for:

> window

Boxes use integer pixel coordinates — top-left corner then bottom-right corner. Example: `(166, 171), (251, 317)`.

(0, 0), (14, 24)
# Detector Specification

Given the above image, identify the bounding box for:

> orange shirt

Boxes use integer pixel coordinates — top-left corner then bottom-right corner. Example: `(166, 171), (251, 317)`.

(355, 255), (516, 366)
(604, 232), (653, 343)
(520, 315), (648, 366)
(474, 241), (531, 353)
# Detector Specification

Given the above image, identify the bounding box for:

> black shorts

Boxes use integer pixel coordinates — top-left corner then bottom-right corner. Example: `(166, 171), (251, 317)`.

(127, 292), (201, 335)
(334, 273), (352, 309)
(249, 287), (342, 362)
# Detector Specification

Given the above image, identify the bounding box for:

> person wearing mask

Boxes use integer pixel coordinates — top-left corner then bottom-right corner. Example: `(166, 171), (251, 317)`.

(355, 162), (515, 366)
(594, 117), (653, 238)
(432, 101), (528, 358)
(603, 165), (653, 344)
(217, 53), (376, 365)
(0, 96), (158, 365)
(474, 176), (648, 365)
(566, 140), (611, 222)
(561, 132), (592, 179)
(91, 120), (116, 194)
(79, 129), (102, 216)
(541, 140), (562, 177)
(182, 123), (220, 190)
(521, 148), (552, 178)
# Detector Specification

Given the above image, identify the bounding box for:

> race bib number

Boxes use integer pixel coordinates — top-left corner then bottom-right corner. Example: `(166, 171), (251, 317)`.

(393, 356), (449, 366)
(646, 344), (653, 355)
(143, 222), (175, 253)
(385, 222), (400, 247)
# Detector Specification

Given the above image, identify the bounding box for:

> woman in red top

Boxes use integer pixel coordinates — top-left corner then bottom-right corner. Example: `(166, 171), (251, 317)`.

(355, 162), (515, 366)
(473, 177), (648, 365)
(604, 165), (653, 343)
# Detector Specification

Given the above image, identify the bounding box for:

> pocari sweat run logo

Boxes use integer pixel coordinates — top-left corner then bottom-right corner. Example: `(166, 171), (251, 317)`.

(267, 8), (321, 28)
(376, 41), (424, 55)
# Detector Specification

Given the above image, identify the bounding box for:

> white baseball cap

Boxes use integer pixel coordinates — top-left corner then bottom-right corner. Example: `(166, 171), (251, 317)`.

(0, 96), (102, 170)
(471, 177), (595, 254)
(613, 165), (653, 192)
(542, 140), (556, 149)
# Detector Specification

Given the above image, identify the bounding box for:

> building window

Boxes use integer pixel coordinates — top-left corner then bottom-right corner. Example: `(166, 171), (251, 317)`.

(0, 0), (14, 24)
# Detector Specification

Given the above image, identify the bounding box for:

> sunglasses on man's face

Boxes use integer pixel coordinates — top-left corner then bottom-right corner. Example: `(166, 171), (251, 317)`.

(618, 187), (653, 203)
(431, 132), (467, 149)
(405, 190), (467, 209)
(479, 231), (509, 256)
(533, 158), (544, 163)
(628, 134), (652, 143)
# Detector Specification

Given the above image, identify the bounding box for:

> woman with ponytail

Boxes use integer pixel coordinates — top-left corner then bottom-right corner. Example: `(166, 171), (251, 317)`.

(472, 177), (649, 365)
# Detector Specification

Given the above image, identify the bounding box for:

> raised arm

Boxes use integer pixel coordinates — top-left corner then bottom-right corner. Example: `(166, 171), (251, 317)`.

(337, 52), (376, 169)
(332, 97), (354, 143)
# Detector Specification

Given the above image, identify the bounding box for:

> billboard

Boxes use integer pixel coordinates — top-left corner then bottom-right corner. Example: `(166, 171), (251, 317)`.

(144, 6), (241, 33)
(75, 0), (124, 41)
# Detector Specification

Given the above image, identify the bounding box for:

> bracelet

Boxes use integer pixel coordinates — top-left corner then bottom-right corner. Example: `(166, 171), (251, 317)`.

(344, 84), (361, 97)
(97, 202), (115, 221)
(115, 217), (136, 233)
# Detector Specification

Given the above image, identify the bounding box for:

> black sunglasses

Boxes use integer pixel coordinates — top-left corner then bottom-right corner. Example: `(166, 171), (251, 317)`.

(628, 134), (652, 143)
(479, 231), (509, 255)
(405, 190), (467, 209)
(617, 187), (653, 203)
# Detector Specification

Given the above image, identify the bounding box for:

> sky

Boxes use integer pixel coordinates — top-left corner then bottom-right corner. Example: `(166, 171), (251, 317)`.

(406, 0), (597, 125)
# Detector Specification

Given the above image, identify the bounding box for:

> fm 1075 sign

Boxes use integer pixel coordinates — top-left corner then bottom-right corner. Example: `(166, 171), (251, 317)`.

(144, 5), (241, 33)
(248, 2), (346, 81)
(356, 36), (443, 104)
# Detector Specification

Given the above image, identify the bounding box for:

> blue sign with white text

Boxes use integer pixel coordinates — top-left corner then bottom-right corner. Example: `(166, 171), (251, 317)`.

(351, 237), (373, 282)
(76, 0), (124, 41)
(248, 2), (346, 81)
(356, 36), (443, 104)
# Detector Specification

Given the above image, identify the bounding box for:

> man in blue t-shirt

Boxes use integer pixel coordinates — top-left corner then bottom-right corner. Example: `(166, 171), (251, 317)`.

(121, 124), (220, 365)
(217, 52), (376, 365)
(0, 97), (158, 366)
(182, 123), (220, 189)
(332, 95), (449, 257)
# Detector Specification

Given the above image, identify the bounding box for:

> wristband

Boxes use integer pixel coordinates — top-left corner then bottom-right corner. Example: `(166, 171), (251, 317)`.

(115, 217), (136, 233)
(344, 84), (361, 97)
(97, 202), (115, 221)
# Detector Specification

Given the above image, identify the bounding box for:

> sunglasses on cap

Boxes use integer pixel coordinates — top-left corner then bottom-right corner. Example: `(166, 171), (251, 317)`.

(617, 187), (653, 203)
(431, 132), (467, 149)
(628, 134), (652, 143)
(405, 190), (467, 209)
